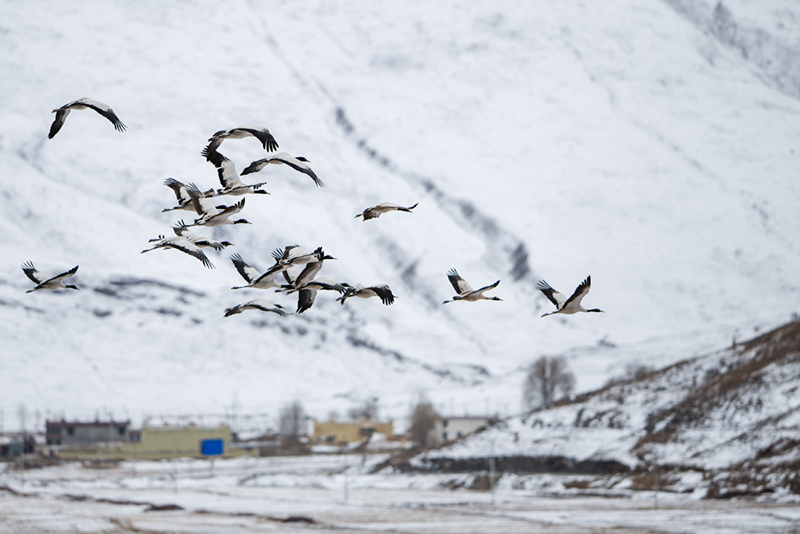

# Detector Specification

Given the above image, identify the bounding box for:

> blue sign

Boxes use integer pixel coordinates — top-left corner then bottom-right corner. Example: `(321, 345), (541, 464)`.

(200, 438), (224, 456)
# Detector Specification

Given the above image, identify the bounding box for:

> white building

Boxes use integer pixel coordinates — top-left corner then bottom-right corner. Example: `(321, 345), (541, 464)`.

(429, 416), (492, 445)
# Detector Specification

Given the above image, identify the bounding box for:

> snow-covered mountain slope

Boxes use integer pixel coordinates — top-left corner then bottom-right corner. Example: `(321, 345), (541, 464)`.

(407, 320), (800, 496)
(1, 1), (799, 430)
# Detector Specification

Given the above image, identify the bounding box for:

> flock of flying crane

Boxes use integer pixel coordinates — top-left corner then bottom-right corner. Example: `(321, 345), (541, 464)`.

(21, 97), (604, 319)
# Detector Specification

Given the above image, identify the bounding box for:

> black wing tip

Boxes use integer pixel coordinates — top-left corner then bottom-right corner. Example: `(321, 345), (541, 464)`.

(536, 279), (550, 290)
(241, 162), (258, 175)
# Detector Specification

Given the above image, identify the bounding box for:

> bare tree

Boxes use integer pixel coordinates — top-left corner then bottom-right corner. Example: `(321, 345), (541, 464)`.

(348, 397), (379, 421)
(407, 398), (438, 448)
(522, 356), (575, 410)
(278, 400), (306, 443)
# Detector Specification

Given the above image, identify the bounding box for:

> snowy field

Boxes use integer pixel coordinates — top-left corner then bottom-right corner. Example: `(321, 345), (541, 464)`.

(2, 456), (799, 533)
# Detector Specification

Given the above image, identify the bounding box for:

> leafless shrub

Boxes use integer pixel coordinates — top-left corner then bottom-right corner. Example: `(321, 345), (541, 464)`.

(522, 356), (576, 410)
(407, 398), (438, 448)
(278, 400), (306, 443)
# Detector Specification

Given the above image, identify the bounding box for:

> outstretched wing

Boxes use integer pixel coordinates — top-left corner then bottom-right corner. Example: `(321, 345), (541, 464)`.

(201, 146), (239, 189)
(536, 279), (567, 309)
(48, 107), (71, 139)
(230, 253), (260, 283)
(80, 99), (127, 132)
(369, 285), (395, 306)
(296, 288), (317, 314)
(447, 268), (472, 296)
(38, 265), (80, 287)
(247, 153), (323, 187)
(185, 183), (218, 216)
(247, 300), (289, 317)
(21, 261), (43, 284)
(241, 158), (269, 175)
(274, 154), (324, 187)
(238, 128), (279, 152)
(165, 241), (213, 269)
(215, 198), (245, 219)
(473, 279), (500, 296)
(164, 178), (191, 204)
(562, 276), (592, 309)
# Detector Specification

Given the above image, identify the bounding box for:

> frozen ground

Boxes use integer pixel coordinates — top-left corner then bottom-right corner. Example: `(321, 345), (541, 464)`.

(1, 456), (799, 533)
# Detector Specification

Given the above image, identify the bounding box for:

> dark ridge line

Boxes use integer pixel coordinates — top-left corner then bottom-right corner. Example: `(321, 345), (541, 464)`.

(93, 277), (206, 298)
(333, 107), (536, 287)
(259, 26), (540, 297)
(662, 0), (800, 102)
(346, 329), (490, 385)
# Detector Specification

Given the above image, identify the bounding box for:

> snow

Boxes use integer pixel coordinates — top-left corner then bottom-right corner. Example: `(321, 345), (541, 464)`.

(416, 321), (800, 495)
(2, 456), (800, 533)
(1, 0), (799, 472)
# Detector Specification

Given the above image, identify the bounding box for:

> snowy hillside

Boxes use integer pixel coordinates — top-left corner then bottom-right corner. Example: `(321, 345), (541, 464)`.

(1, 1), (799, 430)
(407, 320), (800, 498)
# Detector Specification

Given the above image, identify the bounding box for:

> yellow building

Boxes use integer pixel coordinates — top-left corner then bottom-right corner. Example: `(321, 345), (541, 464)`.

(56, 424), (255, 461)
(313, 420), (394, 445)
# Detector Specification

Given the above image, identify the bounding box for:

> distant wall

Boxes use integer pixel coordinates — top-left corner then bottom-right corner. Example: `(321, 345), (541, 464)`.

(408, 455), (630, 475)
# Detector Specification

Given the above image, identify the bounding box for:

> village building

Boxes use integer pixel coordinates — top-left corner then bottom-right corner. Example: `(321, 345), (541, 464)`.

(46, 419), (130, 446)
(312, 419), (394, 445)
(428, 415), (492, 445)
(52, 423), (255, 461)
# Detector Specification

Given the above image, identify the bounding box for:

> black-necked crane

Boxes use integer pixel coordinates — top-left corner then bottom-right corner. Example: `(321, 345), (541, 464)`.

(336, 284), (396, 306)
(21, 261), (79, 293)
(241, 153), (325, 188)
(281, 247), (335, 289)
(224, 299), (289, 318)
(276, 247), (336, 297)
(230, 253), (293, 290)
(355, 202), (419, 221)
(201, 146), (270, 196)
(536, 276), (603, 317)
(184, 183), (251, 227)
(48, 98), (126, 139)
(443, 269), (501, 304)
(141, 234), (215, 269)
(172, 221), (234, 251)
(270, 245), (328, 269)
(206, 127), (279, 152)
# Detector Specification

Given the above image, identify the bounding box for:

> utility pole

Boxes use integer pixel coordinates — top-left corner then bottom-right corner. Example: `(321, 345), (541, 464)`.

(654, 463), (660, 510)
(18, 404), (27, 489)
(489, 441), (496, 505)
(343, 454), (350, 504)
(173, 437), (178, 494)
